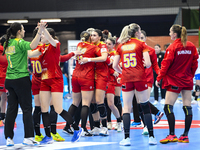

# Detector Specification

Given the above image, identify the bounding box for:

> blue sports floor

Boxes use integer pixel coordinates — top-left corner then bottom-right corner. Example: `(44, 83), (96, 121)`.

(0, 98), (200, 150)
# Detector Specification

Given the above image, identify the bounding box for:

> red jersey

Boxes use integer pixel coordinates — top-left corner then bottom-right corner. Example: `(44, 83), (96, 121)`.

(145, 45), (160, 84)
(0, 45), (8, 78)
(157, 38), (198, 88)
(30, 45), (44, 78)
(73, 41), (99, 79)
(41, 42), (63, 80)
(95, 42), (109, 81)
(116, 38), (149, 83)
(108, 50), (116, 83)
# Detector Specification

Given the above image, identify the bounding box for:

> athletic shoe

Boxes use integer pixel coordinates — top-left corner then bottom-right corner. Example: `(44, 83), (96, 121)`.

(35, 134), (44, 142)
(90, 127), (101, 135)
(117, 122), (122, 132)
(160, 135), (178, 144)
(23, 137), (39, 146)
(51, 132), (65, 141)
(6, 137), (14, 147)
(63, 125), (74, 135)
(71, 127), (83, 142)
(160, 99), (165, 104)
(81, 130), (93, 137)
(149, 136), (157, 145)
(107, 122), (112, 130)
(40, 136), (54, 144)
(0, 120), (4, 127)
(130, 121), (141, 127)
(119, 138), (131, 146)
(153, 100), (158, 105)
(99, 127), (109, 136)
(154, 111), (164, 124)
(114, 123), (118, 130)
(142, 126), (149, 135)
(178, 135), (189, 143)
(191, 99), (197, 104)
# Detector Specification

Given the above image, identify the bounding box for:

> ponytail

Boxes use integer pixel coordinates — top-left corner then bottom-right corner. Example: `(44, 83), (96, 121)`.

(181, 26), (187, 47)
(117, 26), (130, 44)
(3, 28), (11, 55)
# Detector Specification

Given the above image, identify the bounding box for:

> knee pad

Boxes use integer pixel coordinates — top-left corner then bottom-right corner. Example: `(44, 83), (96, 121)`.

(140, 101), (150, 114)
(164, 104), (173, 117)
(90, 103), (98, 114)
(183, 106), (192, 116)
(195, 85), (200, 92)
(114, 96), (121, 106)
(97, 103), (107, 118)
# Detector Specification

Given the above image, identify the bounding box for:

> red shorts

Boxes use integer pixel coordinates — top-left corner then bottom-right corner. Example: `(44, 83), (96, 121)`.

(106, 82), (115, 95)
(40, 78), (63, 92)
(95, 79), (108, 91)
(147, 82), (153, 88)
(31, 76), (41, 95)
(0, 77), (6, 92)
(122, 81), (148, 92)
(166, 85), (193, 93)
(72, 76), (94, 93)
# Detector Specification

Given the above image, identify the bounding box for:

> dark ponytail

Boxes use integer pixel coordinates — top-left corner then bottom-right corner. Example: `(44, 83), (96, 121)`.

(3, 28), (11, 55)
(3, 22), (22, 55)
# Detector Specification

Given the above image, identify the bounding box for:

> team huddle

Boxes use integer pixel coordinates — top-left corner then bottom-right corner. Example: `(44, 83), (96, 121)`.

(0, 21), (198, 147)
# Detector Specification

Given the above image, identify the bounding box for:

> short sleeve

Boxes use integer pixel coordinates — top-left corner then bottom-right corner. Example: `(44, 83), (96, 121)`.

(18, 39), (31, 51)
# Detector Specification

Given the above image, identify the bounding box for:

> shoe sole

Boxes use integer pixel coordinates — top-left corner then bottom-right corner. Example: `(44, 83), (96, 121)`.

(99, 133), (109, 136)
(178, 140), (189, 143)
(154, 113), (164, 124)
(160, 140), (178, 144)
(62, 130), (74, 135)
(119, 143), (131, 146)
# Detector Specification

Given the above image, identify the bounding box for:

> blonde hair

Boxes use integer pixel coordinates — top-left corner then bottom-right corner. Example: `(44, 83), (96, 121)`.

(117, 25), (130, 44)
(171, 24), (187, 47)
(86, 28), (95, 34)
(118, 23), (140, 44)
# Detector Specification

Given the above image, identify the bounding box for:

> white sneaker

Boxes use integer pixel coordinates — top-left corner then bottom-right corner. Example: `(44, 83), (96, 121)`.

(99, 127), (109, 136)
(119, 138), (131, 146)
(6, 137), (14, 147)
(149, 136), (157, 145)
(90, 127), (100, 135)
(23, 137), (39, 146)
(142, 126), (149, 135)
(191, 99), (197, 104)
(160, 99), (165, 104)
(107, 122), (112, 130)
(117, 122), (122, 132)
(153, 100), (158, 105)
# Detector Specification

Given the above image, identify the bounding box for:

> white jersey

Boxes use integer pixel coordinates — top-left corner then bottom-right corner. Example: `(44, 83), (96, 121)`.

(195, 55), (200, 75)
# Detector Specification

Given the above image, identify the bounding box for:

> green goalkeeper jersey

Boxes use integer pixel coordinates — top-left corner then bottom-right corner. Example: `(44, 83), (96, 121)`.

(5, 38), (31, 79)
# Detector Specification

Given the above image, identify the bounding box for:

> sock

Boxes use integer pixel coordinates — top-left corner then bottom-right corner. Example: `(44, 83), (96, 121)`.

(102, 119), (107, 127)
(59, 109), (79, 130)
(123, 113), (130, 139)
(81, 105), (89, 130)
(42, 112), (51, 137)
(137, 104), (146, 126)
(132, 95), (141, 123)
(33, 106), (41, 136)
(50, 105), (57, 134)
